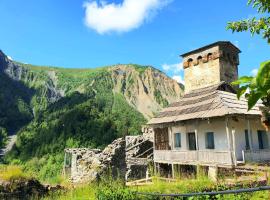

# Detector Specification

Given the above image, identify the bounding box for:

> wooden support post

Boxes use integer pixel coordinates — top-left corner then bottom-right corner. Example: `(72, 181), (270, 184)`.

(195, 120), (199, 150)
(172, 163), (175, 179)
(170, 127), (173, 150)
(225, 118), (231, 150)
(154, 162), (157, 176)
(232, 128), (237, 165)
(195, 120), (199, 161)
(208, 166), (218, 182)
(157, 163), (160, 177)
(247, 119), (253, 150)
(225, 117), (234, 165)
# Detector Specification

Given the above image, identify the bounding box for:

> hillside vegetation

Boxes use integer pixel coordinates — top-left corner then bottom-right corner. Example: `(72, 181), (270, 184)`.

(0, 50), (183, 181)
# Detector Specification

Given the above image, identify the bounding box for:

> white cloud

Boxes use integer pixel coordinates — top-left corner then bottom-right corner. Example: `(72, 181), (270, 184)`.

(7, 56), (13, 61)
(162, 62), (184, 85)
(162, 62), (183, 73)
(172, 75), (184, 84)
(83, 0), (172, 34)
(251, 68), (258, 76)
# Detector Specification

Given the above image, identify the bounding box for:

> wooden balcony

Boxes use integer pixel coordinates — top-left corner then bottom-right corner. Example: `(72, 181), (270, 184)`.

(243, 149), (270, 162)
(154, 150), (234, 166)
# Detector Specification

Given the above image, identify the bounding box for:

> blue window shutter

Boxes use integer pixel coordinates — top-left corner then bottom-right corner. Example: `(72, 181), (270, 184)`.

(206, 132), (215, 149)
(174, 133), (181, 148)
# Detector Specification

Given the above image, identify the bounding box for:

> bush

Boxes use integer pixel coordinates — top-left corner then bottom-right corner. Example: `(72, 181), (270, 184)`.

(0, 165), (28, 181)
(96, 178), (141, 200)
(0, 127), (8, 148)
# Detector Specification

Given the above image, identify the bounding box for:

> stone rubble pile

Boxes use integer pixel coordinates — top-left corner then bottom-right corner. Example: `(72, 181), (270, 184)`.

(65, 138), (126, 183)
(64, 128), (154, 184)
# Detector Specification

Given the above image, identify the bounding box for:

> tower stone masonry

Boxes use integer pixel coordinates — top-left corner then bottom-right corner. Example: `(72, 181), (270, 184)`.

(181, 41), (241, 93)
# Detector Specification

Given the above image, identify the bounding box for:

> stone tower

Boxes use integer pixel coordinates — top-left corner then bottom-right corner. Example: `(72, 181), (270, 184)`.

(181, 41), (241, 93)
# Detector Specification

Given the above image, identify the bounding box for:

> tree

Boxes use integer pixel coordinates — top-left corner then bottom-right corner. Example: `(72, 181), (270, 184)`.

(227, 0), (270, 109)
(0, 127), (8, 148)
(232, 61), (270, 110)
(227, 0), (270, 43)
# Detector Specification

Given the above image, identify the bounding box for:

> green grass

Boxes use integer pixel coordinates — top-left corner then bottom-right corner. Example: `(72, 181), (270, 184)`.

(136, 176), (213, 194)
(43, 185), (96, 200)
(0, 165), (29, 181)
(41, 176), (270, 200)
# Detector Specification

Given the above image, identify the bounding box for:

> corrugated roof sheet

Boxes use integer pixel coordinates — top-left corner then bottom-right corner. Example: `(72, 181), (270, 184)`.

(147, 82), (264, 125)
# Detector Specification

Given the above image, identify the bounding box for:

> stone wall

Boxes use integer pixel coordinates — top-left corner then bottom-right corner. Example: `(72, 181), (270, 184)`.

(64, 138), (126, 183)
(125, 135), (153, 181)
(64, 132), (154, 184)
(183, 43), (240, 93)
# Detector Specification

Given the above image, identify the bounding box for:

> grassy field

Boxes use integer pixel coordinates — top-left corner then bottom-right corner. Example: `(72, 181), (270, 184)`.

(1, 165), (270, 199)
(42, 177), (270, 200)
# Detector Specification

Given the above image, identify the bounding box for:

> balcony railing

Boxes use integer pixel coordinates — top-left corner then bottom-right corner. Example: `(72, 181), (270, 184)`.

(154, 150), (234, 166)
(243, 149), (270, 162)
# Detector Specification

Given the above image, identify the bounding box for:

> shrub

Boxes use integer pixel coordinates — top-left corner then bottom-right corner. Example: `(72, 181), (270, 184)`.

(96, 179), (140, 200)
(0, 165), (27, 181)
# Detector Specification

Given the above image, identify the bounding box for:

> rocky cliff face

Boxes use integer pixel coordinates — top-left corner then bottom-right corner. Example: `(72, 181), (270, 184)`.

(0, 50), (184, 120)
(0, 51), (64, 104)
(111, 65), (183, 118)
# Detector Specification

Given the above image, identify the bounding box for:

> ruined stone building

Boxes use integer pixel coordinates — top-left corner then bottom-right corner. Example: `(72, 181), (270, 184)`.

(147, 41), (270, 180)
(63, 127), (153, 183)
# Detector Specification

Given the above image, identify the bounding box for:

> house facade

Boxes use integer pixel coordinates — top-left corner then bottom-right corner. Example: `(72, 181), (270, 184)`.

(147, 41), (270, 179)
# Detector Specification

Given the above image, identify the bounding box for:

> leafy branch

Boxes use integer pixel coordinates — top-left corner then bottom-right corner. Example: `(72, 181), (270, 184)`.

(232, 61), (270, 110)
(227, 0), (270, 43)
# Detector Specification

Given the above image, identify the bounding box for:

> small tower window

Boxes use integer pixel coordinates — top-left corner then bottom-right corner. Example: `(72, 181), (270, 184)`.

(207, 53), (213, 61)
(233, 56), (237, 63)
(227, 53), (231, 61)
(187, 58), (193, 67)
(197, 56), (203, 64)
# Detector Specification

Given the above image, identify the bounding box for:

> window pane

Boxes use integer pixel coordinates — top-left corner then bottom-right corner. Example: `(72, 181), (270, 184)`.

(258, 131), (264, 149)
(174, 133), (181, 148)
(206, 132), (215, 149)
(258, 130), (269, 149)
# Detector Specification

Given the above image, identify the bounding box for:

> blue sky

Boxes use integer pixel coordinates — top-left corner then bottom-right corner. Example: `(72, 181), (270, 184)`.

(0, 0), (269, 83)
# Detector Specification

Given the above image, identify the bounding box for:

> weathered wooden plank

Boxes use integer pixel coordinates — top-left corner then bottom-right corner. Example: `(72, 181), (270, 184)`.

(154, 150), (233, 165)
(244, 149), (270, 162)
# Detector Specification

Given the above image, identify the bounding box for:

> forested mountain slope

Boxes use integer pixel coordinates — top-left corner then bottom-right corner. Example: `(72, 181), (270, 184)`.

(0, 50), (184, 181)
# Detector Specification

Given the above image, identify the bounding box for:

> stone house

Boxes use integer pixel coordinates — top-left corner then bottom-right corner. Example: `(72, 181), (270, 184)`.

(147, 41), (270, 180)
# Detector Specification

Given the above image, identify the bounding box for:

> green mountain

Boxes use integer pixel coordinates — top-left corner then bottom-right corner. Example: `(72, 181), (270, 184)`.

(0, 50), (184, 181)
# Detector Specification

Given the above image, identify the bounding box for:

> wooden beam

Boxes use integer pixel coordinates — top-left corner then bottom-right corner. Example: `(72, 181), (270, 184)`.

(247, 119), (253, 150)
(172, 163), (175, 179)
(225, 117), (234, 165)
(231, 128), (237, 165)
(195, 120), (199, 150)
(169, 126), (173, 150)
(225, 117), (232, 151)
